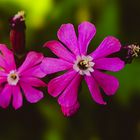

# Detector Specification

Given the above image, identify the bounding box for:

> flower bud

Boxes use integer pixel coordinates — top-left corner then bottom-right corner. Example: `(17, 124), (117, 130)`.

(9, 11), (26, 54)
(112, 44), (140, 64)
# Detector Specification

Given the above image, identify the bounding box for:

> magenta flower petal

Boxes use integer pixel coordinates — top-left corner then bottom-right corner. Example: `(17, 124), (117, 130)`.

(58, 74), (82, 107)
(78, 21), (96, 55)
(41, 58), (72, 74)
(93, 70), (119, 96)
(94, 57), (125, 72)
(44, 40), (75, 63)
(57, 23), (80, 55)
(0, 44), (16, 71)
(0, 77), (7, 84)
(0, 84), (12, 108)
(20, 77), (47, 87)
(20, 65), (46, 78)
(85, 75), (106, 105)
(20, 82), (44, 103)
(12, 85), (23, 110)
(0, 70), (7, 77)
(90, 36), (121, 59)
(61, 101), (80, 117)
(18, 51), (43, 73)
(0, 56), (7, 71)
(48, 70), (77, 97)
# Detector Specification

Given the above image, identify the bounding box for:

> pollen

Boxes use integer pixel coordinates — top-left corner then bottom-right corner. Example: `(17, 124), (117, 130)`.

(10, 74), (17, 80)
(78, 60), (89, 70)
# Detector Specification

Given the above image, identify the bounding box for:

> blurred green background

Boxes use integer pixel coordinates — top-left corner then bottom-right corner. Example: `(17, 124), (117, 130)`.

(0, 0), (140, 140)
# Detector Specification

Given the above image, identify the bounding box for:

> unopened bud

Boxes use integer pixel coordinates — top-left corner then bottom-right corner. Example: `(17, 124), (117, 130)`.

(127, 44), (140, 57)
(9, 11), (26, 54)
(113, 44), (140, 64)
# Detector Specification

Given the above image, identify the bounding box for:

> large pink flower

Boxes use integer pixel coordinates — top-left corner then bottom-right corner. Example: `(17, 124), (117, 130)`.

(41, 21), (125, 116)
(0, 44), (46, 109)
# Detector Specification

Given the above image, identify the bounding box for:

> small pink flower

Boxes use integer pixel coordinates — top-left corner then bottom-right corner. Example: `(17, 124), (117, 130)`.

(41, 21), (125, 116)
(0, 44), (46, 109)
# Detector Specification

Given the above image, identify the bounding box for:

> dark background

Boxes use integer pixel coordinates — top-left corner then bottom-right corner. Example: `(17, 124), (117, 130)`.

(0, 0), (140, 140)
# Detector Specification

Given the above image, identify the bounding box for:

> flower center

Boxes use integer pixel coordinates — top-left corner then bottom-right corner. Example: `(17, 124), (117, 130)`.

(78, 60), (90, 70)
(7, 70), (19, 85)
(73, 55), (95, 76)
(10, 74), (17, 80)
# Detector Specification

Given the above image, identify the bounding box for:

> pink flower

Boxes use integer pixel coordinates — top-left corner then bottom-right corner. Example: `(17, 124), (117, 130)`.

(41, 21), (125, 116)
(0, 44), (46, 109)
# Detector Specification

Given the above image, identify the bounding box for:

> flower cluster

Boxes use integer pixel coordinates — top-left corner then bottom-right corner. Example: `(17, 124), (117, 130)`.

(0, 11), (138, 117)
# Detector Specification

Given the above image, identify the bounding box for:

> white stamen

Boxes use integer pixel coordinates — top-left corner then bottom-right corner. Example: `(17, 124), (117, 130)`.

(73, 55), (95, 76)
(7, 70), (19, 85)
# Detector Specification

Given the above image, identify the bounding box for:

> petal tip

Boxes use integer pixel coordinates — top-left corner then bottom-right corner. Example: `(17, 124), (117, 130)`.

(61, 102), (80, 117)
(13, 105), (22, 110)
(80, 21), (96, 31)
(48, 83), (58, 97)
(43, 41), (55, 48)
